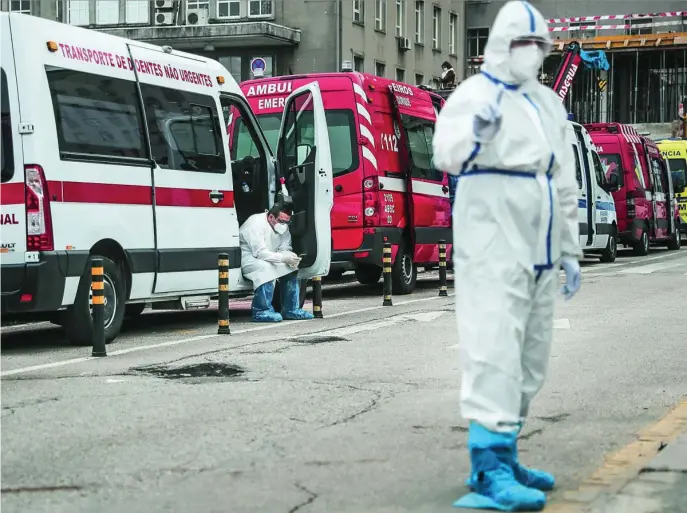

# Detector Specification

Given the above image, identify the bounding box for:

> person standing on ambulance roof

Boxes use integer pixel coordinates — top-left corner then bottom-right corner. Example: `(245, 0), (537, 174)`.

(433, 1), (582, 511)
(239, 201), (314, 322)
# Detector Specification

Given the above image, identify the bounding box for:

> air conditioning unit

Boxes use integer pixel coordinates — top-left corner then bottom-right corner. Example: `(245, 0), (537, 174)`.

(155, 11), (174, 25)
(155, 0), (174, 9)
(186, 8), (208, 25)
(398, 37), (411, 51)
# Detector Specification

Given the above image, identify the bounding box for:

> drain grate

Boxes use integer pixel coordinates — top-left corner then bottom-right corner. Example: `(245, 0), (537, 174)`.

(134, 363), (244, 380)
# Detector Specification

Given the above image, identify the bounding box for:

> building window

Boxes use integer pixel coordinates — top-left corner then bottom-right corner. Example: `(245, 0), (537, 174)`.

(415, 73), (424, 86)
(449, 12), (458, 55)
(8, 0), (31, 13)
(395, 0), (405, 37)
(125, 0), (149, 24)
(186, 0), (209, 13)
(466, 27), (489, 58)
(354, 55), (364, 72)
(628, 18), (652, 36)
(249, 0), (273, 17)
(375, 61), (386, 77)
(432, 6), (441, 50)
(96, 0), (119, 25)
(396, 68), (406, 83)
(375, 0), (386, 32)
(353, 0), (364, 24)
(218, 0), (240, 18)
(219, 56), (242, 83)
(415, 1), (424, 44)
(67, 1), (90, 25)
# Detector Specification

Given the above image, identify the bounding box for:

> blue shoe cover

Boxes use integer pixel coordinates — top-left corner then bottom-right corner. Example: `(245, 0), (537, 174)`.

(280, 274), (314, 320)
(512, 463), (555, 492)
(455, 423), (546, 511)
(252, 282), (282, 322)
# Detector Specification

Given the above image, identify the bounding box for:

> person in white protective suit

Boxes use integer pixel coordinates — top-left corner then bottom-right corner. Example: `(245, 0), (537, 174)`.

(239, 201), (314, 322)
(432, 1), (582, 511)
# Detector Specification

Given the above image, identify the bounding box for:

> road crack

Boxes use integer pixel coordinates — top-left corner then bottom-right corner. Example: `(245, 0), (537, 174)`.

(288, 483), (318, 513)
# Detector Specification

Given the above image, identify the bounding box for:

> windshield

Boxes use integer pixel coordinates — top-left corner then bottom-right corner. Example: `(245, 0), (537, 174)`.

(599, 153), (624, 186)
(1, 68), (14, 183)
(233, 109), (358, 176)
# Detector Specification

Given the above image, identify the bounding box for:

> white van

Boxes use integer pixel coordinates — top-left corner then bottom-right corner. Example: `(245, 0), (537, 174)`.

(0, 13), (334, 344)
(568, 122), (619, 262)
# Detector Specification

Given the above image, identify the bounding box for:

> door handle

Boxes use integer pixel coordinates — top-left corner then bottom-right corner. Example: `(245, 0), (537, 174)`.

(209, 190), (224, 202)
(442, 185), (449, 193)
(335, 184), (343, 192)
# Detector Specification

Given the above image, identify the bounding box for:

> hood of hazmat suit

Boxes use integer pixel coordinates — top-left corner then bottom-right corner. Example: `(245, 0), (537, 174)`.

(433, 2), (582, 510)
(239, 212), (296, 291)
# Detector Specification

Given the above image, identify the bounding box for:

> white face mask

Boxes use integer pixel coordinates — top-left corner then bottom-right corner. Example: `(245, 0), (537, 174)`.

(509, 45), (544, 82)
(273, 222), (288, 235)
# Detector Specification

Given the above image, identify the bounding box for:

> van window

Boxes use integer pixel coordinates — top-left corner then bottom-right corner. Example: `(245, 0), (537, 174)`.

(236, 110), (359, 177)
(140, 85), (226, 173)
(1, 68), (14, 183)
(46, 68), (146, 160)
(599, 153), (624, 186)
(650, 158), (666, 193)
(591, 152), (606, 187)
(571, 144), (582, 189)
(667, 158), (686, 184)
(402, 115), (443, 182)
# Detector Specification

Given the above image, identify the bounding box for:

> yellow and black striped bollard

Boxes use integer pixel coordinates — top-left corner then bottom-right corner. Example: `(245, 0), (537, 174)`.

(312, 276), (323, 318)
(382, 243), (393, 306)
(91, 258), (107, 357)
(217, 253), (231, 335)
(438, 240), (448, 297)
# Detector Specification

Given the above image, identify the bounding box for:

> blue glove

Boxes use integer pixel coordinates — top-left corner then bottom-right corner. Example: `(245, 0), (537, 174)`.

(560, 256), (581, 300)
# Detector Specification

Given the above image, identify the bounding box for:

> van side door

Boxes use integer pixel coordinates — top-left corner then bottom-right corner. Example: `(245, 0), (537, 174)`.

(574, 127), (594, 246)
(650, 156), (670, 238)
(571, 141), (589, 248)
(591, 151), (614, 249)
(276, 82), (334, 279)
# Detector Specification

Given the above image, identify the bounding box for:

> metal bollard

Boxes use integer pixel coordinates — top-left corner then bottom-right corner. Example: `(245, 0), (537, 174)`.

(382, 243), (393, 306)
(91, 258), (107, 357)
(312, 276), (323, 318)
(438, 239), (448, 297)
(217, 253), (231, 335)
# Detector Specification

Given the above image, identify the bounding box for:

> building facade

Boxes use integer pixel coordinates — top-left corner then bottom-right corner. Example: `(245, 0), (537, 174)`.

(1, 0), (465, 87)
(465, 0), (687, 128)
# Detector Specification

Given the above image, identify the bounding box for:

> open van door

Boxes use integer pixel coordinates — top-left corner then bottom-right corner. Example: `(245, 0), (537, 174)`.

(276, 82), (334, 279)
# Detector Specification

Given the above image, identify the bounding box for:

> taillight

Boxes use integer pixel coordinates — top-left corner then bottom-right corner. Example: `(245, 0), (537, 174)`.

(626, 192), (635, 218)
(363, 176), (380, 227)
(25, 165), (54, 251)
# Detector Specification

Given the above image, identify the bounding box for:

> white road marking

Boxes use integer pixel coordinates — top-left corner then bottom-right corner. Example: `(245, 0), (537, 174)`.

(447, 318), (570, 349)
(1, 294), (455, 377)
(618, 262), (684, 275)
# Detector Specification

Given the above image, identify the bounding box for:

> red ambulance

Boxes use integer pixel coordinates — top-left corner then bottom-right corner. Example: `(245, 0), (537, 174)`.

(232, 73), (451, 294)
(584, 123), (683, 254)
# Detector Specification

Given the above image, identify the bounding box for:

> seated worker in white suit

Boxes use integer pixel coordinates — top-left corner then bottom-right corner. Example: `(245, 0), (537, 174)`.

(432, 1), (582, 511)
(239, 201), (313, 322)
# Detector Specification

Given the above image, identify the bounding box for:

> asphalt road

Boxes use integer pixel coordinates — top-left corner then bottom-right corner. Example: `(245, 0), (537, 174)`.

(2, 247), (686, 513)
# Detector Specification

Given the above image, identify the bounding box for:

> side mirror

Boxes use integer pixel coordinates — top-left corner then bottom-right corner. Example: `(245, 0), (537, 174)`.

(674, 176), (686, 194)
(296, 144), (312, 166)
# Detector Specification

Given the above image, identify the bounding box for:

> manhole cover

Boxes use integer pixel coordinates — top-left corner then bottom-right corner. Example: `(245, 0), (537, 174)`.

(134, 363), (244, 380)
(291, 335), (348, 344)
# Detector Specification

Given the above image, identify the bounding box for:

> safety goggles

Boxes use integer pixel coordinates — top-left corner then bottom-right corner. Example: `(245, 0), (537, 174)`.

(510, 36), (552, 54)
(274, 216), (292, 226)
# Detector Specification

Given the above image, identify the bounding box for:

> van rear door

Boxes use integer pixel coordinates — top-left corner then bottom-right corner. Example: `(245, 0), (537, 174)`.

(574, 126), (595, 247)
(0, 17), (27, 273)
(276, 82), (334, 279)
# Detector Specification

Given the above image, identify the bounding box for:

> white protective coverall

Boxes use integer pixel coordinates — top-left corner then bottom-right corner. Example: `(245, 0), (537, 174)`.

(239, 212), (295, 290)
(433, 1), (582, 433)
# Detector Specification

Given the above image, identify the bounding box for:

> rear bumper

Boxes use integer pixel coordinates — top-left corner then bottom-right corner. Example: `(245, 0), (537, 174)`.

(1, 252), (68, 314)
(331, 228), (404, 269)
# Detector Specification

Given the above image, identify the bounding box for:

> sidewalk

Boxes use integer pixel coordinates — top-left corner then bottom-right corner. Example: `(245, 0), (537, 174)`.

(587, 434), (687, 513)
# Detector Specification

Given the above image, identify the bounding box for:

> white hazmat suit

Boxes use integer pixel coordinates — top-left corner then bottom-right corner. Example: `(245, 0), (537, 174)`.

(433, 1), (582, 510)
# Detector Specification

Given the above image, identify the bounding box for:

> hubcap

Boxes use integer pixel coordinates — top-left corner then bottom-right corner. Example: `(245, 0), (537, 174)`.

(610, 237), (617, 256)
(90, 274), (117, 329)
(402, 254), (413, 285)
(643, 233), (649, 252)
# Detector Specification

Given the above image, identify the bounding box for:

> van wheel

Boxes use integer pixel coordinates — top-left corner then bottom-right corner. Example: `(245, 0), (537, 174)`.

(600, 229), (618, 263)
(63, 256), (127, 346)
(355, 264), (382, 285)
(633, 225), (650, 256)
(392, 242), (417, 295)
(272, 278), (308, 312)
(667, 223), (682, 250)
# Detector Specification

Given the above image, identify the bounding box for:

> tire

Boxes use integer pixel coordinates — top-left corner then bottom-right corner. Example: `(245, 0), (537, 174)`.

(63, 255), (127, 346)
(600, 228), (618, 263)
(667, 222), (682, 251)
(355, 264), (382, 286)
(125, 303), (147, 317)
(391, 241), (417, 295)
(272, 278), (308, 312)
(633, 224), (650, 256)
